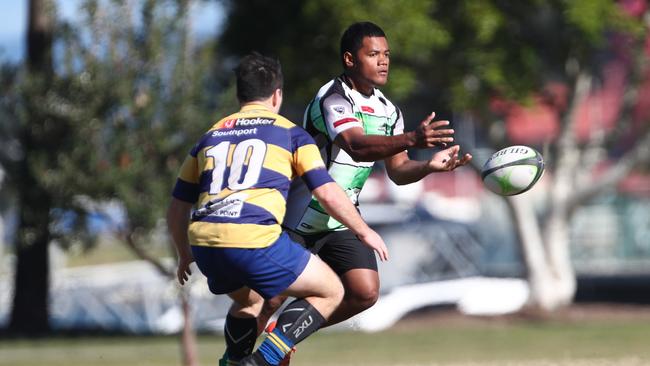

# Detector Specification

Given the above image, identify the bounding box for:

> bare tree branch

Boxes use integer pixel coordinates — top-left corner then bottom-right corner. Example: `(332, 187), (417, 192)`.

(545, 72), (593, 228)
(559, 71), (591, 154)
(120, 228), (174, 278)
(570, 125), (650, 210)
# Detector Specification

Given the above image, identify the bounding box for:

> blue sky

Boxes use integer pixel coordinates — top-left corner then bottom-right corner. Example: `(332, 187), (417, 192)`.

(0, 0), (223, 63)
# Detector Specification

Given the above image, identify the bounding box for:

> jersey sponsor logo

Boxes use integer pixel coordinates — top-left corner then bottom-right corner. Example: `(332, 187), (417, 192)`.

(333, 117), (359, 128)
(211, 128), (258, 137)
(361, 105), (375, 113)
(193, 193), (248, 219)
(330, 105), (346, 115)
(236, 117), (276, 127)
(223, 117), (276, 129)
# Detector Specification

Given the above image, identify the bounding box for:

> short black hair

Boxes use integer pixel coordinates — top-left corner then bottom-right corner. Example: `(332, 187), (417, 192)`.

(234, 52), (283, 103)
(340, 22), (386, 68)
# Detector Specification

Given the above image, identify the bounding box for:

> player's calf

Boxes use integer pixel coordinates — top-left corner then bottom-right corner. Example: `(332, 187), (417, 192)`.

(250, 255), (343, 365)
(255, 298), (326, 365)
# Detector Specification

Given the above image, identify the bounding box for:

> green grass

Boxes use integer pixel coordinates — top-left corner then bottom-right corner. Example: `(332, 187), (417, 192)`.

(1, 318), (649, 366)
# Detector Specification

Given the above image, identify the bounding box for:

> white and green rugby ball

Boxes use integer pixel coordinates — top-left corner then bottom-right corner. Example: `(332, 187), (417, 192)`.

(481, 145), (545, 196)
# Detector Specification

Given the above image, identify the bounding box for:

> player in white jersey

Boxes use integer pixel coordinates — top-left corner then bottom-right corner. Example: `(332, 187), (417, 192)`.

(264, 24), (472, 357)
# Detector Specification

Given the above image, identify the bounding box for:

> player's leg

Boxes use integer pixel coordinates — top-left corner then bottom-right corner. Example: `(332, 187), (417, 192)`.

(257, 295), (288, 334)
(254, 230), (316, 334)
(282, 253), (343, 315)
(191, 245), (262, 365)
(327, 268), (379, 325)
(219, 287), (264, 365)
(248, 236), (344, 365)
(316, 230), (380, 326)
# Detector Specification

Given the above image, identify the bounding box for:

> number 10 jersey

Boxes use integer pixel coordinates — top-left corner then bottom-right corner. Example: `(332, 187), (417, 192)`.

(172, 104), (333, 249)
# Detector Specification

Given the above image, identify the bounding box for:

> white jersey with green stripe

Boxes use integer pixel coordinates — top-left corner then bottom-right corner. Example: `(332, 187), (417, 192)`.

(284, 76), (405, 234)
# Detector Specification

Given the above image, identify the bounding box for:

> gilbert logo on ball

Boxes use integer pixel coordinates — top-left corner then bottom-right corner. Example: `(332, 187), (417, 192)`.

(481, 145), (545, 196)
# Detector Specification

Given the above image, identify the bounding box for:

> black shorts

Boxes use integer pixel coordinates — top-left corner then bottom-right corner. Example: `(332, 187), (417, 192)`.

(285, 229), (378, 275)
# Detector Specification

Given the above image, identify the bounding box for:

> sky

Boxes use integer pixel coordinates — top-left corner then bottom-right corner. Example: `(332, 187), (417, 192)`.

(0, 0), (224, 63)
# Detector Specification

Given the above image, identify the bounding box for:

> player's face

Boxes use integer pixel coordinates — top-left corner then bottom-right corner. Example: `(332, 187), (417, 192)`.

(352, 36), (390, 88)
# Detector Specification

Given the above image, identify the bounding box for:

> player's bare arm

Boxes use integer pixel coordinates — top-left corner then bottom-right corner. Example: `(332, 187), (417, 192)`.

(312, 182), (389, 261)
(384, 145), (473, 185)
(413, 112), (456, 148)
(166, 197), (195, 285)
(334, 112), (454, 162)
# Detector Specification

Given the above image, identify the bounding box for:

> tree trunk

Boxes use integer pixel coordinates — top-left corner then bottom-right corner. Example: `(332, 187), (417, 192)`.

(9, 193), (52, 335)
(180, 288), (199, 366)
(9, 0), (55, 336)
(507, 195), (575, 311)
(543, 209), (576, 308)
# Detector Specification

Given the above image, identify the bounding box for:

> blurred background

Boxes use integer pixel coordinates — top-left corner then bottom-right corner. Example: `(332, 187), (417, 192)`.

(0, 0), (649, 365)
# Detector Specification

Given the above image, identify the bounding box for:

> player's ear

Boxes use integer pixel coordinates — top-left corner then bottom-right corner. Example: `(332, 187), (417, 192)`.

(343, 51), (355, 68)
(272, 88), (283, 110)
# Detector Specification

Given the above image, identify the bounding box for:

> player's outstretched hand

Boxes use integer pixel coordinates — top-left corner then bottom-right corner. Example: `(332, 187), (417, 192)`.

(427, 145), (472, 172)
(176, 254), (194, 285)
(357, 229), (389, 262)
(413, 112), (455, 148)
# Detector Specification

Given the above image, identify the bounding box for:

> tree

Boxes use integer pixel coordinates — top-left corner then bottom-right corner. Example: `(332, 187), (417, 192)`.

(218, 0), (448, 120)
(49, 0), (231, 363)
(218, 0), (650, 311)
(428, 0), (650, 311)
(1, 0), (231, 358)
(2, 0), (57, 336)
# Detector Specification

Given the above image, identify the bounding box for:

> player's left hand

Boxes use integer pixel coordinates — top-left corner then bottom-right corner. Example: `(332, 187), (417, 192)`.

(427, 145), (472, 172)
(176, 254), (195, 285)
(413, 112), (455, 148)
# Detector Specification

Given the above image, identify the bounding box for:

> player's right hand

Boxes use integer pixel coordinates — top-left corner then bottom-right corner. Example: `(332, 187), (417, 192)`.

(427, 144), (473, 172)
(176, 254), (194, 285)
(413, 112), (455, 148)
(358, 229), (389, 262)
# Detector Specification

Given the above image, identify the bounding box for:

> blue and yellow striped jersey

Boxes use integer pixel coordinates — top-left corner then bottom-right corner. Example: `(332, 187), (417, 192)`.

(172, 104), (333, 248)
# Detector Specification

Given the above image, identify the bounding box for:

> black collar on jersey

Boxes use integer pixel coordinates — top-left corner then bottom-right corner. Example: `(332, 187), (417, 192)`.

(340, 73), (376, 97)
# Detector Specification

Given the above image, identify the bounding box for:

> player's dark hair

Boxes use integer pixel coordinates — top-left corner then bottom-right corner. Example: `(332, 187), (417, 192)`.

(340, 22), (386, 68)
(235, 52), (283, 103)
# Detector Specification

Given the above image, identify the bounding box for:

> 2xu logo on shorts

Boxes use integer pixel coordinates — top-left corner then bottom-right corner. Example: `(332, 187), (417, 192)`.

(223, 117), (276, 128)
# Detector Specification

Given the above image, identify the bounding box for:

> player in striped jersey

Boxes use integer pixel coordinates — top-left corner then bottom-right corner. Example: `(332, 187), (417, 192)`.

(279, 22), (473, 330)
(167, 53), (388, 366)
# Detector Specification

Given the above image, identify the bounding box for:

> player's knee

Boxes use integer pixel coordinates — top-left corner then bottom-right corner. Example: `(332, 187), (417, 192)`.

(347, 286), (379, 311)
(323, 277), (344, 306)
(333, 280), (345, 304)
(264, 296), (285, 313)
(320, 278), (344, 310)
(231, 297), (264, 317)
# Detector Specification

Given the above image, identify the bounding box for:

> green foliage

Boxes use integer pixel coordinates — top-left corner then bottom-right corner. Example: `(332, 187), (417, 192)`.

(54, 0), (228, 246)
(219, 0), (645, 127)
(1, 0), (229, 251)
(2, 0), (646, 254)
(564, 0), (626, 43)
(219, 0), (446, 118)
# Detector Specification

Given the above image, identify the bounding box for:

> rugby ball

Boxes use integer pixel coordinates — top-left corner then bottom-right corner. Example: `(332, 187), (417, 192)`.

(481, 145), (545, 196)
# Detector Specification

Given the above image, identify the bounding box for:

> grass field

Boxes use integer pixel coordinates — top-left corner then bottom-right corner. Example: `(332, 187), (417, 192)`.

(2, 308), (650, 366)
